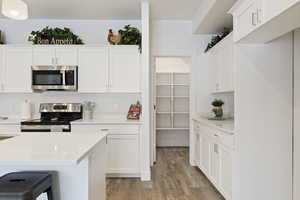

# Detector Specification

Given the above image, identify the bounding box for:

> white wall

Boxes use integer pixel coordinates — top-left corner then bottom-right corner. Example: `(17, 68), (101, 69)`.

(233, 33), (293, 200)
(155, 57), (190, 73)
(0, 19), (141, 44)
(0, 93), (140, 118)
(294, 28), (300, 200)
(150, 20), (211, 148)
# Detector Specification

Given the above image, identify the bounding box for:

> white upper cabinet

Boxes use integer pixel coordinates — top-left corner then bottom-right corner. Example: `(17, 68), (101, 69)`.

(231, 0), (263, 42)
(55, 47), (78, 65)
(3, 47), (32, 93)
(32, 46), (55, 65)
(210, 33), (234, 93)
(33, 46), (78, 66)
(263, 0), (297, 20)
(78, 47), (109, 93)
(109, 46), (140, 93)
(230, 0), (300, 43)
(1, 45), (140, 93)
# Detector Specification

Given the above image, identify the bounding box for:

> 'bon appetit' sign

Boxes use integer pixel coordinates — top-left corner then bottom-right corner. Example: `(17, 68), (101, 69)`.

(36, 37), (74, 45)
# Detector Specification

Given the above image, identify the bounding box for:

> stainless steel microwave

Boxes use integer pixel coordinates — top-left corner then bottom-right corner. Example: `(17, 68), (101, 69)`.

(31, 66), (78, 91)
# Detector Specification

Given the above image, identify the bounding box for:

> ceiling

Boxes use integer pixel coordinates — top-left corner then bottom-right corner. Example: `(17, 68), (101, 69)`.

(0, 0), (202, 20)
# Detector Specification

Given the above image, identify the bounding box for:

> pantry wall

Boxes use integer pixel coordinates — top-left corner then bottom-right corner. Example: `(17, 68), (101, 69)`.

(153, 57), (191, 153)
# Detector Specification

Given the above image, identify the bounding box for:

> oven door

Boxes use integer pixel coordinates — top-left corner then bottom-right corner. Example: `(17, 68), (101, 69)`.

(31, 66), (77, 91)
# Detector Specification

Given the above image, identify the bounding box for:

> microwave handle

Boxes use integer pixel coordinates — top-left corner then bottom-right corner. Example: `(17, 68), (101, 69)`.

(61, 71), (66, 85)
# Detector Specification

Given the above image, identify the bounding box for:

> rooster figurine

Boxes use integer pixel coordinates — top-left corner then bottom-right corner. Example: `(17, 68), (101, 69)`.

(107, 29), (122, 45)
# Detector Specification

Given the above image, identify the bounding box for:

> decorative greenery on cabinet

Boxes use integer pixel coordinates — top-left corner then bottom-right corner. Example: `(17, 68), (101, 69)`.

(108, 25), (142, 51)
(204, 28), (231, 53)
(29, 27), (84, 45)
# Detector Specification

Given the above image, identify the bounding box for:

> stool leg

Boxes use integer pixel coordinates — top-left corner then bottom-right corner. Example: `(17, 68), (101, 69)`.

(46, 187), (53, 200)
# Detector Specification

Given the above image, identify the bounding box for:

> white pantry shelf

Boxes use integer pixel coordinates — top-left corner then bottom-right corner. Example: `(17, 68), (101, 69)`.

(156, 128), (190, 131)
(156, 72), (190, 132)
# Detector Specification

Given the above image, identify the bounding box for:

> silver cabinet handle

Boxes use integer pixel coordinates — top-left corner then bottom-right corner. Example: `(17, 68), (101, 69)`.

(252, 12), (257, 26)
(257, 9), (262, 24)
(214, 143), (219, 154)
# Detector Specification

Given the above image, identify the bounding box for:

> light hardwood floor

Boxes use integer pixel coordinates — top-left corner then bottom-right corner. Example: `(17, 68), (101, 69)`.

(107, 148), (224, 200)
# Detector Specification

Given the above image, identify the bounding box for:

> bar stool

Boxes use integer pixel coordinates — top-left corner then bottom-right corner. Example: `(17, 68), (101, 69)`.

(0, 171), (53, 200)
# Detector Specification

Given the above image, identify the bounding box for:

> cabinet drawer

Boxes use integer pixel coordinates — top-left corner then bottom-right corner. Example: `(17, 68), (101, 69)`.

(0, 125), (20, 132)
(212, 130), (235, 149)
(72, 124), (140, 135)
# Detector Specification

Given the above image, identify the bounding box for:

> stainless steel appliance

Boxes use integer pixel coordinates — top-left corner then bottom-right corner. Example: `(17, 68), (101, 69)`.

(32, 66), (78, 91)
(21, 103), (82, 132)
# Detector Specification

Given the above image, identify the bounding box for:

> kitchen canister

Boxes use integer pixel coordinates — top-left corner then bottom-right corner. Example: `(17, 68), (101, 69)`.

(21, 100), (32, 120)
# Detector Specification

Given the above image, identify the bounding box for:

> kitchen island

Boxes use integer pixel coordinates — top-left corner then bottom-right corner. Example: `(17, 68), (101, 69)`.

(0, 132), (107, 200)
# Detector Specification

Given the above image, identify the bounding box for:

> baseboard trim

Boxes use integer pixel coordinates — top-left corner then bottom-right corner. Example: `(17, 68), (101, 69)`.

(141, 169), (151, 181)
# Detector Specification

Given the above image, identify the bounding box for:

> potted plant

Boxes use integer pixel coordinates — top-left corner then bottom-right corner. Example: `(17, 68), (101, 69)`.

(117, 25), (142, 51)
(83, 101), (96, 120)
(211, 99), (224, 118)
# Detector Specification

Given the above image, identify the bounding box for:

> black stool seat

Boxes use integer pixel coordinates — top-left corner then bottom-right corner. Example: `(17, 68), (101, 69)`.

(0, 171), (53, 200)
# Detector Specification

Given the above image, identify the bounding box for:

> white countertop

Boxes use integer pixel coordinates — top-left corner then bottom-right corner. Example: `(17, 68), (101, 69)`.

(71, 114), (143, 125)
(0, 117), (22, 125)
(193, 116), (234, 134)
(0, 132), (107, 165)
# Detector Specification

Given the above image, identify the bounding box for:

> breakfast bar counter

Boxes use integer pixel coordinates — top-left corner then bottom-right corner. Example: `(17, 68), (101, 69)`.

(0, 132), (107, 200)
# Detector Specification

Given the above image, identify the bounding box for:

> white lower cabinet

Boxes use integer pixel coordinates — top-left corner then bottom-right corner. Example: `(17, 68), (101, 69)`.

(220, 146), (233, 199)
(210, 141), (220, 186)
(71, 124), (140, 177)
(200, 133), (210, 175)
(194, 121), (234, 200)
(107, 134), (139, 176)
(194, 131), (201, 167)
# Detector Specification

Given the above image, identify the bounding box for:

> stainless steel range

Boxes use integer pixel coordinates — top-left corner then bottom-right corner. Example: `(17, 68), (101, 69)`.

(21, 103), (82, 132)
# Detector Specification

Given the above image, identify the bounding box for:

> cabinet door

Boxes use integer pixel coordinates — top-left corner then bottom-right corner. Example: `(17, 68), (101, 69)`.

(220, 34), (234, 92)
(107, 134), (139, 174)
(32, 46), (55, 65)
(109, 46), (140, 93)
(210, 142), (220, 186)
(234, 0), (258, 42)
(4, 47), (32, 93)
(78, 47), (109, 93)
(201, 134), (210, 175)
(55, 47), (78, 65)
(0, 47), (4, 91)
(195, 132), (201, 167)
(210, 47), (220, 92)
(220, 146), (233, 199)
(263, 0), (296, 20)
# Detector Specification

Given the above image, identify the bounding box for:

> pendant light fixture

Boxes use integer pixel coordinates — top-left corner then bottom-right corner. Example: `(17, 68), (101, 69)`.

(1, 0), (28, 20)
